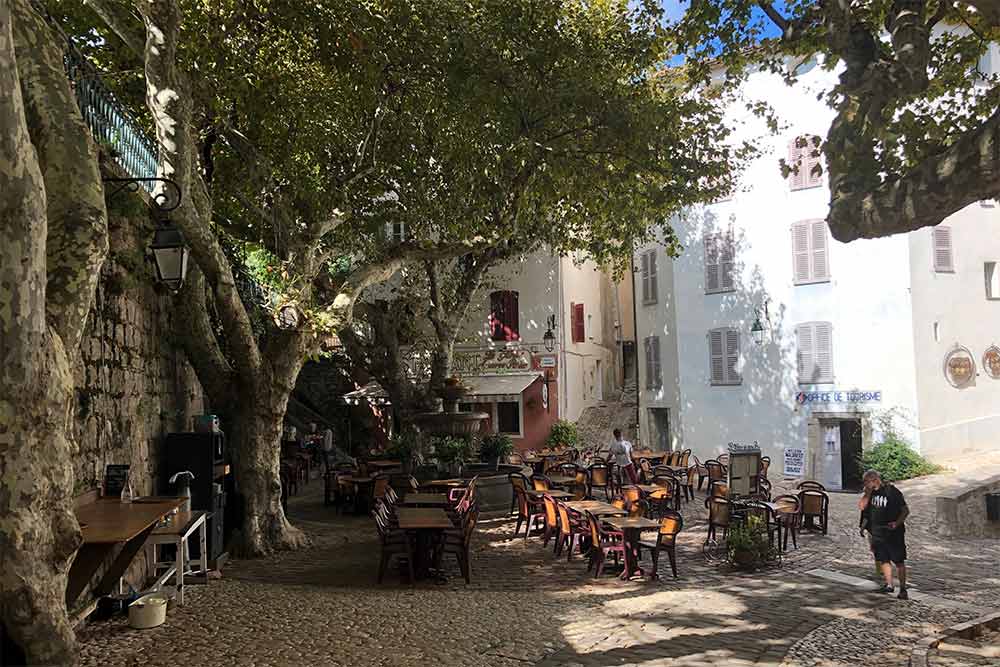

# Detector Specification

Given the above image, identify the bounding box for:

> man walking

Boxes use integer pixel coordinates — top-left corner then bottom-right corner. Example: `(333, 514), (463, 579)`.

(859, 469), (910, 599)
(608, 428), (639, 485)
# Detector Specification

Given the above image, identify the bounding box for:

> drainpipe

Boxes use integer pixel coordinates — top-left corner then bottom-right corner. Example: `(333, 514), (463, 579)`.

(557, 254), (567, 420)
(630, 247), (641, 443)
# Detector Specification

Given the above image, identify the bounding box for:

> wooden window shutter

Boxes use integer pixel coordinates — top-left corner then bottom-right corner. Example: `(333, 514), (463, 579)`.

(725, 329), (741, 384)
(788, 138), (806, 191)
(804, 136), (823, 188)
(933, 227), (954, 272)
(652, 335), (662, 388)
(705, 234), (720, 292)
(570, 302), (578, 342)
(640, 251), (650, 303)
(792, 222), (811, 284)
(815, 322), (833, 382)
(572, 303), (585, 343)
(506, 291), (519, 340)
(810, 220), (830, 280)
(644, 337), (654, 389)
(489, 291), (503, 341)
(709, 329), (725, 384)
(489, 291), (519, 341)
(720, 232), (735, 291)
(648, 251), (659, 303)
(796, 324), (814, 382)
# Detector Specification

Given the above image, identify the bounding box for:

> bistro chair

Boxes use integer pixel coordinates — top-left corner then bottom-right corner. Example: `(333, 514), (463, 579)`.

(509, 472), (529, 515)
(690, 455), (709, 490)
(705, 460), (727, 486)
(585, 511), (625, 578)
(555, 501), (588, 561)
(541, 494), (560, 550)
(799, 489), (830, 534)
(513, 484), (544, 540)
(755, 478), (772, 501)
(588, 463), (612, 501)
(717, 453), (730, 466)
(709, 480), (729, 498)
(638, 458), (654, 483)
(771, 494), (802, 551)
(628, 499), (649, 518)
(682, 465), (698, 501)
(638, 509), (683, 578)
(759, 456), (771, 479)
(651, 475), (682, 511)
(507, 452), (524, 466)
(436, 508), (479, 584)
(621, 485), (643, 507)
(797, 481), (826, 492)
(559, 462), (582, 478)
(705, 496), (732, 542)
(645, 485), (675, 520)
(652, 465), (677, 479)
(531, 474), (553, 492)
(374, 505), (413, 584)
(679, 449), (692, 467)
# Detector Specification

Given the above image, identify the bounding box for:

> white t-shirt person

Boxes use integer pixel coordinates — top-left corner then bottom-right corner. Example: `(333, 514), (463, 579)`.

(607, 434), (633, 468)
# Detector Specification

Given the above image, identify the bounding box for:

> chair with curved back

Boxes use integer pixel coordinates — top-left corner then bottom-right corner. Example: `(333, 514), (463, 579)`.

(717, 452), (730, 467)
(512, 481), (544, 540)
(555, 500), (589, 560)
(541, 494), (560, 549)
(771, 494), (802, 551)
(638, 509), (683, 578)
(744, 500), (781, 548)
(588, 463), (612, 501)
(531, 474), (552, 492)
(509, 472), (529, 515)
(436, 507), (479, 584)
(559, 462), (581, 478)
(679, 449), (692, 468)
(651, 475), (682, 511)
(755, 478), (772, 501)
(704, 496), (732, 542)
(628, 499), (648, 518)
(690, 455), (709, 490)
(705, 460), (727, 486)
(585, 511), (625, 578)
(621, 485), (643, 508)
(799, 489), (830, 534)
(759, 456), (771, 479)
(507, 452), (525, 466)
(797, 481), (826, 492)
(709, 480), (729, 498)
(374, 505), (413, 584)
(638, 458), (654, 484)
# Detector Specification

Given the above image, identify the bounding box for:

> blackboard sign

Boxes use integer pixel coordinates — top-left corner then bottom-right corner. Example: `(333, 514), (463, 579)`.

(104, 464), (130, 497)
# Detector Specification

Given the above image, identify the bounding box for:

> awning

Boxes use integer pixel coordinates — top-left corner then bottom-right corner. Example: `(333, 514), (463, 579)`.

(464, 374), (541, 403)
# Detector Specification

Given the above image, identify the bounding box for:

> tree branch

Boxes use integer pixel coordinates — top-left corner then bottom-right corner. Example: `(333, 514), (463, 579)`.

(84, 0), (145, 57)
(172, 265), (234, 402)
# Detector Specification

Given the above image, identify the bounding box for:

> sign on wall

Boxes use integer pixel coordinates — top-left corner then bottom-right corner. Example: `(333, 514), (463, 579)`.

(944, 346), (976, 388)
(451, 348), (532, 376)
(795, 390), (882, 406)
(983, 345), (1000, 380)
(539, 356), (557, 368)
(783, 447), (805, 477)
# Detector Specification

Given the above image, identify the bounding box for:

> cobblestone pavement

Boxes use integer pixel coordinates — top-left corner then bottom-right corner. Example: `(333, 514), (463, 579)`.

(77, 460), (1000, 667)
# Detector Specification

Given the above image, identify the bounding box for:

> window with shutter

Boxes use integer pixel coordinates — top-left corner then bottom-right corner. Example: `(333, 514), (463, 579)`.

(787, 138), (806, 191)
(709, 328), (741, 385)
(704, 234), (720, 293)
(652, 336), (662, 388)
(489, 291), (519, 341)
(788, 135), (823, 191)
(720, 232), (735, 291)
(385, 222), (406, 244)
(704, 232), (735, 294)
(932, 227), (955, 273)
(797, 322), (834, 384)
(640, 249), (658, 304)
(571, 303), (585, 343)
(792, 219), (831, 284)
(644, 336), (662, 389)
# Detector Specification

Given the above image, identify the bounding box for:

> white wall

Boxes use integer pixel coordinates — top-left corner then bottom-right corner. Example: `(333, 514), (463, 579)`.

(638, 61), (921, 470)
(909, 203), (1000, 460)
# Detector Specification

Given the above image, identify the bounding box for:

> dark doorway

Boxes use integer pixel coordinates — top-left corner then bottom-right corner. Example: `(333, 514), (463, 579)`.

(622, 341), (636, 381)
(840, 419), (863, 490)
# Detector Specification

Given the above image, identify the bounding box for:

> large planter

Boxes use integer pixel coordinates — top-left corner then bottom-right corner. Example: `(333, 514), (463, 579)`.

(412, 410), (489, 437)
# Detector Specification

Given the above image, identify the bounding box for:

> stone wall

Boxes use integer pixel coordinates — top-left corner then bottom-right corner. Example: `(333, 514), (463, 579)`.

(72, 197), (204, 498)
(933, 473), (1000, 539)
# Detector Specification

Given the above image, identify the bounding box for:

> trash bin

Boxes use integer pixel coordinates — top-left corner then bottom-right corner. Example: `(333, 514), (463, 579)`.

(987, 493), (1000, 521)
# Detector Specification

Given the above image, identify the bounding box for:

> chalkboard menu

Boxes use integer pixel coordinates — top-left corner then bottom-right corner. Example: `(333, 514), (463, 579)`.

(104, 464), (130, 497)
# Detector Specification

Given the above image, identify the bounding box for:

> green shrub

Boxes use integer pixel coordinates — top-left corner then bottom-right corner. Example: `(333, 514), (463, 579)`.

(727, 515), (779, 571)
(859, 409), (943, 482)
(433, 436), (474, 464)
(386, 429), (424, 466)
(546, 420), (579, 449)
(479, 433), (514, 462)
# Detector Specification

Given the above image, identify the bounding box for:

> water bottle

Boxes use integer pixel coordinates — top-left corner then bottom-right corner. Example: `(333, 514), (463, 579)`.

(120, 476), (133, 504)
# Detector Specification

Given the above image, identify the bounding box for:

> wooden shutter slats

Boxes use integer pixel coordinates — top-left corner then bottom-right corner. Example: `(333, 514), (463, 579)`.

(640, 251), (650, 303)
(709, 329), (725, 384)
(705, 234), (720, 292)
(815, 322), (833, 382)
(652, 335), (662, 388)
(811, 220), (829, 280)
(792, 222), (811, 284)
(721, 232), (735, 291)
(797, 322), (833, 383)
(796, 324), (813, 382)
(725, 329), (740, 384)
(648, 251), (658, 303)
(572, 303), (585, 343)
(933, 227), (954, 272)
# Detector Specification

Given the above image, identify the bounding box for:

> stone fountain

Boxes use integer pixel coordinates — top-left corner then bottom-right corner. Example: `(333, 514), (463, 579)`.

(411, 381), (489, 437)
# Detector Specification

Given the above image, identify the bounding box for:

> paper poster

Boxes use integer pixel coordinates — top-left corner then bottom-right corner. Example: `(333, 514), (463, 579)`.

(783, 447), (805, 477)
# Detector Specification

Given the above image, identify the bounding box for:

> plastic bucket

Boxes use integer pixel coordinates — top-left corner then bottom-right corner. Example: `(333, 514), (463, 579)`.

(128, 594), (168, 629)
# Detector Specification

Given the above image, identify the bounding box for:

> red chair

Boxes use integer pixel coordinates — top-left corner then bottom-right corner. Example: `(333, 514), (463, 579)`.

(555, 502), (588, 561)
(585, 511), (625, 578)
(513, 484), (544, 540)
(435, 508), (479, 584)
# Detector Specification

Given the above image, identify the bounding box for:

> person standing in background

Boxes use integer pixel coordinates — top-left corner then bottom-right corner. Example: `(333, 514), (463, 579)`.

(859, 469), (910, 600)
(608, 428), (638, 485)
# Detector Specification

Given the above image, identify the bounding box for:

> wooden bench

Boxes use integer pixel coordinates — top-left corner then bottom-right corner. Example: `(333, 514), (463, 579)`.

(146, 511), (210, 606)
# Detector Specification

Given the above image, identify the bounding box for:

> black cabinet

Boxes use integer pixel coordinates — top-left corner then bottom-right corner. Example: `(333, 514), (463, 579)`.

(163, 432), (228, 562)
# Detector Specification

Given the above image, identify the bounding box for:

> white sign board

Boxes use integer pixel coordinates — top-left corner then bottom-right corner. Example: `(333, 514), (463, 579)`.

(539, 356), (557, 368)
(783, 447), (805, 477)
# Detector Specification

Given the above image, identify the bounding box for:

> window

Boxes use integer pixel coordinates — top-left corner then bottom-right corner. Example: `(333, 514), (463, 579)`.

(705, 231), (735, 293)
(644, 335), (662, 389)
(932, 227), (955, 273)
(796, 322), (834, 384)
(709, 328), (741, 386)
(788, 135), (823, 190)
(986, 262), (1000, 299)
(496, 402), (520, 435)
(570, 302), (585, 343)
(385, 222), (406, 244)
(640, 249), (658, 304)
(489, 290), (520, 341)
(792, 219), (830, 285)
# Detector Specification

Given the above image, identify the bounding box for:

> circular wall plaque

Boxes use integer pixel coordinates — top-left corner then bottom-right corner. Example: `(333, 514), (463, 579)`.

(983, 345), (1000, 380)
(944, 346), (976, 388)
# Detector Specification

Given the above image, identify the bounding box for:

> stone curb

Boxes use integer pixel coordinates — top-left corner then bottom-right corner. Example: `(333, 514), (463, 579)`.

(908, 609), (1000, 667)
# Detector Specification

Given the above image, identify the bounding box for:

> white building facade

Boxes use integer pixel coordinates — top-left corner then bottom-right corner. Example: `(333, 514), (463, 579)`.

(636, 59), (1000, 489)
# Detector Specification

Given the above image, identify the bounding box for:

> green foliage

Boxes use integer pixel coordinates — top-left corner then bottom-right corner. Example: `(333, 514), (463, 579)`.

(432, 436), (475, 464)
(385, 429), (424, 466)
(479, 433), (514, 462)
(860, 410), (943, 482)
(727, 515), (779, 571)
(546, 420), (579, 449)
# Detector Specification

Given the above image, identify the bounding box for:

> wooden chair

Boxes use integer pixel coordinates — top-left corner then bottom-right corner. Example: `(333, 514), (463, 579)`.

(513, 484), (544, 540)
(709, 480), (729, 498)
(555, 501), (588, 560)
(507, 452), (524, 466)
(541, 494), (560, 549)
(585, 511), (625, 578)
(621, 485), (642, 508)
(509, 472), (529, 515)
(771, 494), (802, 551)
(375, 506), (413, 584)
(755, 478), (772, 501)
(651, 475), (682, 512)
(717, 453), (730, 466)
(690, 455), (709, 490)
(679, 449), (692, 468)
(745, 501), (782, 548)
(705, 496), (732, 542)
(638, 458), (654, 484)
(638, 510), (683, 578)
(628, 499), (648, 518)
(797, 481), (826, 492)
(682, 465), (697, 501)
(588, 463), (612, 501)
(559, 462), (582, 478)
(436, 508), (479, 584)
(759, 456), (771, 479)
(799, 489), (830, 534)
(531, 474), (552, 491)
(705, 459), (727, 486)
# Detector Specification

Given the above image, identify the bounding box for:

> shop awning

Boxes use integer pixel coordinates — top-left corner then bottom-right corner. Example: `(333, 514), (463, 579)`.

(464, 374), (541, 402)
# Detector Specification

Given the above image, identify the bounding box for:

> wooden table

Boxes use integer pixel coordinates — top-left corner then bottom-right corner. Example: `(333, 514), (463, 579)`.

(395, 508), (455, 581)
(341, 476), (375, 514)
(147, 511), (210, 605)
(400, 493), (450, 507)
(527, 489), (574, 500)
(420, 478), (466, 491)
(368, 460), (402, 470)
(68, 497), (185, 606)
(604, 516), (661, 579)
(545, 475), (578, 488)
(563, 500), (627, 517)
(632, 451), (668, 463)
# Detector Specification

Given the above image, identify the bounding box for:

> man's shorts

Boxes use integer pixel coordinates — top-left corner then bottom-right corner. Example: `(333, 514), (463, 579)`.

(871, 529), (907, 564)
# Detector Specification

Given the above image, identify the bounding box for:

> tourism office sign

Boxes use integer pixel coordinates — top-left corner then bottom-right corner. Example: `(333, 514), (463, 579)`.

(795, 389), (882, 408)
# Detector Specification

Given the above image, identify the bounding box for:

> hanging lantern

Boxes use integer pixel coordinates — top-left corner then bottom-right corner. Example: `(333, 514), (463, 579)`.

(149, 222), (190, 292)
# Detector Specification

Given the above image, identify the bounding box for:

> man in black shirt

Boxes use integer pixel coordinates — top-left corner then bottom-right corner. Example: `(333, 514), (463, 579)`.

(859, 469), (910, 599)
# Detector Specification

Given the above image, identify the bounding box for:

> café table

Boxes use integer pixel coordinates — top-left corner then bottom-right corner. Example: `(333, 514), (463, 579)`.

(68, 496), (185, 607)
(545, 475), (578, 488)
(341, 475), (375, 514)
(420, 478), (467, 492)
(368, 460), (403, 471)
(395, 507), (454, 580)
(632, 451), (668, 464)
(563, 500), (628, 517)
(603, 516), (661, 580)
(400, 493), (450, 507)
(527, 489), (574, 500)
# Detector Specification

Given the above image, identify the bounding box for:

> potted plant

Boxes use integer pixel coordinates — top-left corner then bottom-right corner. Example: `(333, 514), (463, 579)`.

(433, 436), (474, 476)
(546, 419), (579, 450)
(726, 515), (779, 571)
(479, 433), (514, 470)
(385, 429), (423, 473)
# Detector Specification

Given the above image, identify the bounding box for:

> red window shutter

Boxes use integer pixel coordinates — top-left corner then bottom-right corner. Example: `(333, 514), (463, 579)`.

(572, 303), (585, 343)
(490, 291), (520, 341)
(506, 291), (520, 340)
